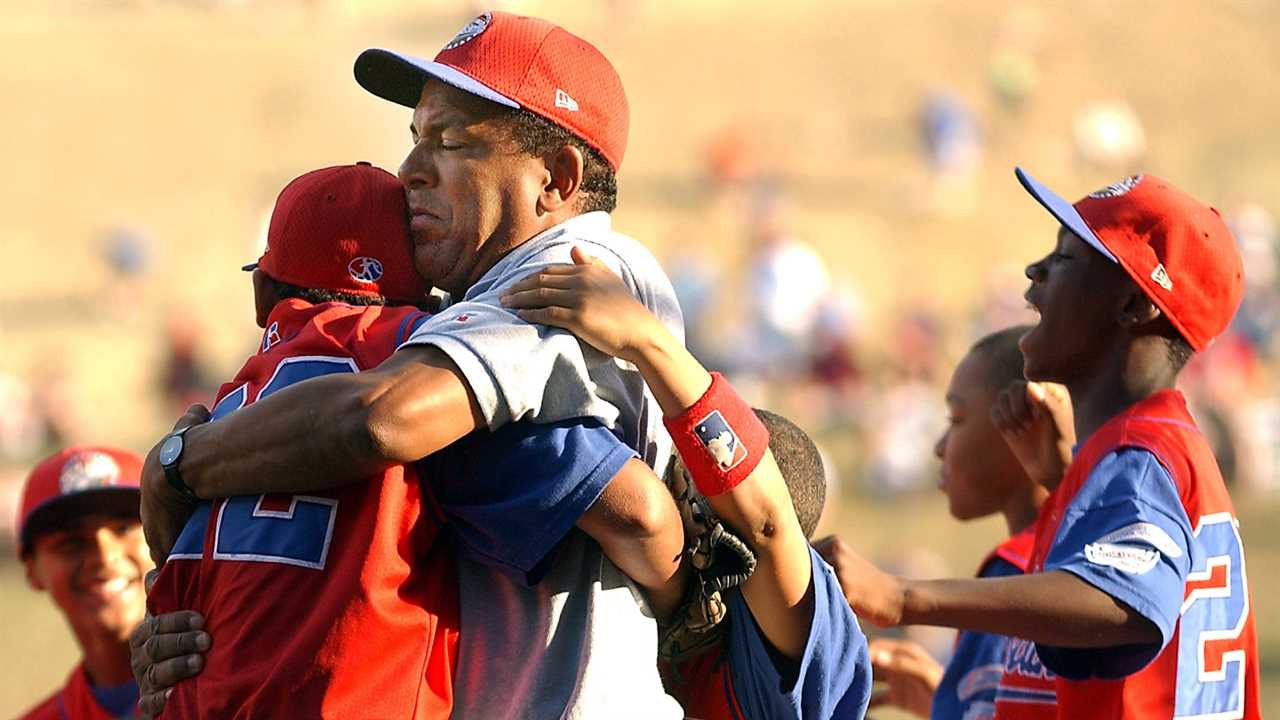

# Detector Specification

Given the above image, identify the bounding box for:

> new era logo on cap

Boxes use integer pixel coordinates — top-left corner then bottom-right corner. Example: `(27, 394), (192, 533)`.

(555, 89), (579, 112)
(1151, 263), (1173, 291)
(694, 411), (749, 471)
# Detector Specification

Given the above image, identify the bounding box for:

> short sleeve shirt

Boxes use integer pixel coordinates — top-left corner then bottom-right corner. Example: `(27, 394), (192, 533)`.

(402, 211), (687, 719)
(400, 211), (684, 473)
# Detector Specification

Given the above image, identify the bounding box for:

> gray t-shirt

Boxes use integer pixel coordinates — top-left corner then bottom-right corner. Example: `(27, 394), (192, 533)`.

(401, 211), (685, 719)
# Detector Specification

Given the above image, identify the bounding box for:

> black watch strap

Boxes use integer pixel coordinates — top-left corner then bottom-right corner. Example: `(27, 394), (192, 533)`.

(161, 426), (198, 501)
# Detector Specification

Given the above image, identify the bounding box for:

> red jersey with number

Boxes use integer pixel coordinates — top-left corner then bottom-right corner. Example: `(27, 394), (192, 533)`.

(995, 390), (1261, 720)
(148, 299), (456, 720)
(19, 664), (137, 720)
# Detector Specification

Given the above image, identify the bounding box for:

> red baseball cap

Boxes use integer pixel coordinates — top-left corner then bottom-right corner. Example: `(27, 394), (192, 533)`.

(18, 446), (143, 557)
(353, 11), (629, 171)
(243, 163), (427, 305)
(1016, 167), (1245, 351)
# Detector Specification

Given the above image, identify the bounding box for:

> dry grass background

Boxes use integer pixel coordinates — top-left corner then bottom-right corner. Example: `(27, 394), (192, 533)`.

(1, 0), (1277, 716)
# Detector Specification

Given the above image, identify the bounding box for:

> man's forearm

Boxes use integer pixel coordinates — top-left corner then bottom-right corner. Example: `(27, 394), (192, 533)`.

(901, 571), (1161, 648)
(179, 372), (388, 497)
(171, 346), (484, 498)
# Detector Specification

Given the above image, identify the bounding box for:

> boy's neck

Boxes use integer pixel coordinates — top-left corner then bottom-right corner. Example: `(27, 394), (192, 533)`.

(1002, 483), (1049, 537)
(1068, 336), (1178, 443)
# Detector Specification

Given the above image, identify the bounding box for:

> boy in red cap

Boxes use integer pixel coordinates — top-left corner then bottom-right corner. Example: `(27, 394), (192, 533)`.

(828, 169), (1262, 720)
(145, 162), (463, 720)
(18, 446), (152, 720)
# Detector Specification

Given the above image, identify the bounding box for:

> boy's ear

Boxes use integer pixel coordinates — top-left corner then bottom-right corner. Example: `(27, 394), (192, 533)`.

(1116, 284), (1162, 329)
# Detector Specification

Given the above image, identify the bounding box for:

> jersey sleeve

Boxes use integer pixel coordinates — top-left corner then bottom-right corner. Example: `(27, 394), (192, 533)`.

(398, 244), (638, 430)
(1036, 447), (1197, 679)
(426, 417), (637, 584)
(724, 547), (872, 719)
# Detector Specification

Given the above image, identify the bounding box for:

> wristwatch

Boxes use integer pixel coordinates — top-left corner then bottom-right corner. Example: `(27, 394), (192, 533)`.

(158, 426), (198, 501)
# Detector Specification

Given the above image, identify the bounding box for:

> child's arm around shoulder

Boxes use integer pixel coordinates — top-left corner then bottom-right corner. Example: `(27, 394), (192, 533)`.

(502, 247), (815, 658)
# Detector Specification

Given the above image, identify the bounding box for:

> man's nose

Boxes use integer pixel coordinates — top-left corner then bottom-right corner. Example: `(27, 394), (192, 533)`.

(933, 429), (947, 459)
(399, 142), (438, 190)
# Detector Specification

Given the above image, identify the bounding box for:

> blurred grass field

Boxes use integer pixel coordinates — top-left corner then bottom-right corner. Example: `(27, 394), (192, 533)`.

(1, 0), (1277, 715)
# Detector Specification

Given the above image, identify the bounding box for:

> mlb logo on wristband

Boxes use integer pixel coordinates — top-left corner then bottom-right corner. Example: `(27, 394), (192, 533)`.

(695, 411), (749, 471)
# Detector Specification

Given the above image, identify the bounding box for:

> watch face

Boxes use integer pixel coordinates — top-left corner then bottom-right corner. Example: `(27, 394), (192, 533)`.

(159, 434), (183, 466)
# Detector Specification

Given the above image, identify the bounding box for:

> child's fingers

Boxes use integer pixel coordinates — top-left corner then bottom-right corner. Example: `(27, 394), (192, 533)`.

(514, 306), (577, 329)
(990, 398), (1010, 432)
(991, 389), (1023, 435)
(1043, 382), (1070, 410)
(505, 268), (583, 294)
(570, 244), (614, 272)
(1026, 381), (1047, 420)
(994, 387), (1020, 431)
(1005, 380), (1032, 423)
(500, 287), (578, 310)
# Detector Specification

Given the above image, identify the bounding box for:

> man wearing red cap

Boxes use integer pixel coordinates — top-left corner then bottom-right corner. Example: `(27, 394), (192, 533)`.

(822, 169), (1262, 720)
(139, 11), (688, 718)
(17, 446), (152, 720)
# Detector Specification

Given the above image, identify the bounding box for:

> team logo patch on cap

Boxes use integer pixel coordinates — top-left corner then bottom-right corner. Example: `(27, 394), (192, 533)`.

(348, 256), (384, 284)
(444, 12), (491, 50)
(1089, 174), (1144, 199)
(694, 411), (749, 471)
(59, 451), (121, 494)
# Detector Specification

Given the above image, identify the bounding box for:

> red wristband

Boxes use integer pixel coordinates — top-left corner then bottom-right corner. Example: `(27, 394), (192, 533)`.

(663, 372), (769, 496)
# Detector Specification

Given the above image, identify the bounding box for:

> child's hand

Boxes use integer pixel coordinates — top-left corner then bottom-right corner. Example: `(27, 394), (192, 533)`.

(813, 535), (906, 628)
(990, 381), (1075, 490)
(501, 246), (666, 365)
(866, 638), (941, 718)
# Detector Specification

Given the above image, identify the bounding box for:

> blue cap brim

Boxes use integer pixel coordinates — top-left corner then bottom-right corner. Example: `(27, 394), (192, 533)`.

(354, 48), (519, 110)
(1015, 167), (1118, 263)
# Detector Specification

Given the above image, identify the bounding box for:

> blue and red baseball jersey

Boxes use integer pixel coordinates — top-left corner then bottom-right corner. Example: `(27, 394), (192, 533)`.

(148, 299), (456, 720)
(19, 664), (139, 720)
(663, 547), (872, 720)
(995, 389), (1261, 720)
(931, 528), (1034, 720)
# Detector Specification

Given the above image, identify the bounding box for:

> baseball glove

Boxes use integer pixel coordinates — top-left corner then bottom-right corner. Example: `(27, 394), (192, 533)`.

(658, 456), (758, 667)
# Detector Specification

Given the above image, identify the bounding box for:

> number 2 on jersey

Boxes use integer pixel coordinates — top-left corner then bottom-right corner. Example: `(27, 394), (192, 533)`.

(1175, 513), (1249, 719)
(168, 356), (358, 570)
